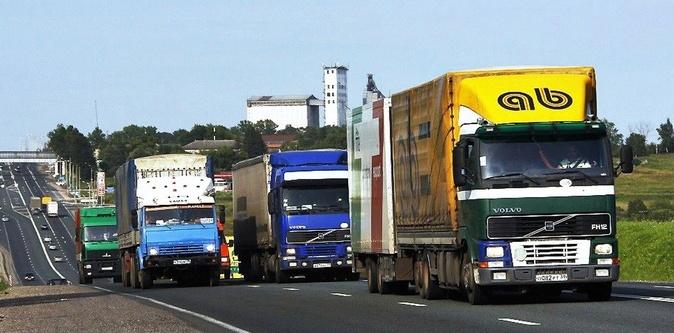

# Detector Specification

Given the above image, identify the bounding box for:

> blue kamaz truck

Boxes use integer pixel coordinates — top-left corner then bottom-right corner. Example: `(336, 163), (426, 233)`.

(116, 154), (221, 289)
(233, 150), (356, 283)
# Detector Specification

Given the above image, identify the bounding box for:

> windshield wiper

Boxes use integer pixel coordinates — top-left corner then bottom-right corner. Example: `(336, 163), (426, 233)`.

(542, 169), (599, 184)
(484, 172), (540, 185)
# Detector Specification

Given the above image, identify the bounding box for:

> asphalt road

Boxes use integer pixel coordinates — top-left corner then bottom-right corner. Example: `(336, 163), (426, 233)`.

(94, 278), (674, 333)
(3, 163), (673, 332)
(0, 163), (78, 285)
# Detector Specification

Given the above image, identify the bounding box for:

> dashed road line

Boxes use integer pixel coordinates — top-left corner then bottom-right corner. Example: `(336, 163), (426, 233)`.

(283, 287), (300, 291)
(398, 301), (427, 307)
(654, 285), (674, 289)
(498, 318), (541, 326)
(91, 286), (250, 333)
(247, 285), (260, 288)
(330, 292), (352, 297)
(612, 293), (674, 303)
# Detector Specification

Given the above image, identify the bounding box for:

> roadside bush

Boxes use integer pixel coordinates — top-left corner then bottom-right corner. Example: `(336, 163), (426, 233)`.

(616, 206), (627, 219)
(648, 209), (674, 222)
(626, 199), (648, 220)
(651, 199), (674, 210)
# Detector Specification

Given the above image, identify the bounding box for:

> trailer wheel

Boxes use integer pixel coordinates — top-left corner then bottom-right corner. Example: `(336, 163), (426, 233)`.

(587, 282), (612, 301)
(113, 275), (122, 283)
(377, 262), (393, 294)
(366, 259), (379, 293)
(139, 269), (153, 289)
(420, 259), (443, 300)
(121, 252), (130, 287)
(461, 253), (489, 305)
(275, 257), (289, 283)
(130, 255), (139, 289)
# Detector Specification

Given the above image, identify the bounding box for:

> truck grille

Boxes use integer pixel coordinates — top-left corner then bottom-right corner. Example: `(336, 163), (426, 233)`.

(487, 213), (611, 239)
(510, 240), (590, 267)
(305, 245), (337, 258)
(158, 244), (204, 255)
(86, 250), (119, 260)
(286, 229), (350, 244)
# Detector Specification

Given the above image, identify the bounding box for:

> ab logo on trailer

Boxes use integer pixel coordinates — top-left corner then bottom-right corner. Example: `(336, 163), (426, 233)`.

(498, 88), (573, 111)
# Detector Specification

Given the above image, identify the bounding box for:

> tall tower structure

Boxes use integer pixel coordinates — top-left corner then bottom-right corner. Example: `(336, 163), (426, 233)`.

(323, 64), (348, 126)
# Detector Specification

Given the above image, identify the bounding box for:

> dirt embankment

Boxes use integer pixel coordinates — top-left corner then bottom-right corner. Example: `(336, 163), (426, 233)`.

(0, 286), (199, 332)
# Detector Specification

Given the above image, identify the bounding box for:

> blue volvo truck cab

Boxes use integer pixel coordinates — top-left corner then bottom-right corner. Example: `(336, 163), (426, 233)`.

(233, 150), (356, 283)
(116, 154), (221, 289)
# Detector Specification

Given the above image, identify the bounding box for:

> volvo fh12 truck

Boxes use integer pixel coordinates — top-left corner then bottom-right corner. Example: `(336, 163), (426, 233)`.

(233, 150), (355, 283)
(75, 206), (121, 284)
(116, 154), (221, 289)
(347, 67), (633, 304)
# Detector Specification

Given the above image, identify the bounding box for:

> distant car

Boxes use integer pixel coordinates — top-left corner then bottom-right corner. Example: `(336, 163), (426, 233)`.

(43, 237), (52, 242)
(40, 224), (49, 230)
(53, 256), (63, 262)
(48, 245), (57, 250)
(47, 278), (71, 285)
(1, 216), (8, 222)
(24, 273), (35, 281)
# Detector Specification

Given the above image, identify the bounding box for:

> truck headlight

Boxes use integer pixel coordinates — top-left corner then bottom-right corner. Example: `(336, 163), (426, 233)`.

(340, 222), (349, 229)
(595, 244), (613, 255)
(206, 244), (216, 253)
(84, 264), (92, 269)
(149, 248), (158, 256)
(346, 246), (352, 253)
(286, 248), (296, 255)
(486, 246), (504, 258)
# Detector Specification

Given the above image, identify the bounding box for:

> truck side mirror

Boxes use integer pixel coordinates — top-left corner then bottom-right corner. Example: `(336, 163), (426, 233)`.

(620, 145), (634, 173)
(227, 239), (234, 248)
(452, 146), (467, 187)
(217, 206), (226, 223)
(267, 190), (276, 213)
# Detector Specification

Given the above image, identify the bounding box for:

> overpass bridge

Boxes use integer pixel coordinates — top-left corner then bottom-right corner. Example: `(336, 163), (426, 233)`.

(0, 151), (58, 163)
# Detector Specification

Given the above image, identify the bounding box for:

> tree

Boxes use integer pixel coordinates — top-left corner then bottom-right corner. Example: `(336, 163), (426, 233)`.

(656, 118), (674, 153)
(237, 120), (266, 158)
(208, 146), (247, 170)
(47, 124), (96, 180)
(254, 119), (278, 135)
(625, 133), (648, 157)
(98, 125), (160, 174)
(601, 118), (623, 156)
(87, 127), (106, 152)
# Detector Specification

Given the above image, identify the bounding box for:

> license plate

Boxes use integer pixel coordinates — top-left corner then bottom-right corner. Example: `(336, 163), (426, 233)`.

(313, 263), (331, 268)
(535, 273), (568, 282)
(173, 259), (191, 265)
(101, 267), (113, 271)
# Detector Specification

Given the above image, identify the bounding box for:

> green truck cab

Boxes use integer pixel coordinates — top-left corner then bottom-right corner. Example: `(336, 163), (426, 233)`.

(75, 206), (121, 284)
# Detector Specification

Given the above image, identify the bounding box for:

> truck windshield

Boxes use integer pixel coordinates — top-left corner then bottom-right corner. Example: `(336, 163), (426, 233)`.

(282, 185), (349, 214)
(480, 137), (611, 180)
(145, 206), (214, 226)
(84, 226), (118, 242)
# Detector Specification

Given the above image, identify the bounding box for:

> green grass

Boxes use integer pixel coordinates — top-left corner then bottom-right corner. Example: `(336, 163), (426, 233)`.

(0, 278), (8, 292)
(617, 220), (674, 282)
(615, 154), (674, 211)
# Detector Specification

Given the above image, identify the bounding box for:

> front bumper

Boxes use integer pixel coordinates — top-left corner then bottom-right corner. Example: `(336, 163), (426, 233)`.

(280, 257), (353, 270)
(144, 254), (219, 268)
(82, 260), (120, 278)
(476, 264), (619, 286)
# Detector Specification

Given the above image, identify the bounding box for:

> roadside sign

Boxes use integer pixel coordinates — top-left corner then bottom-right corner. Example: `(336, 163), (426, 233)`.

(96, 171), (106, 196)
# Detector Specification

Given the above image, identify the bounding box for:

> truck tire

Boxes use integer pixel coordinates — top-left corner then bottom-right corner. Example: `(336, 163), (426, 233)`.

(420, 259), (443, 300)
(113, 275), (122, 283)
(130, 256), (139, 289)
(461, 253), (489, 305)
(366, 259), (379, 293)
(139, 270), (153, 289)
(377, 262), (392, 294)
(275, 257), (289, 283)
(587, 282), (612, 301)
(121, 252), (130, 287)
(223, 269), (231, 280)
(209, 268), (220, 287)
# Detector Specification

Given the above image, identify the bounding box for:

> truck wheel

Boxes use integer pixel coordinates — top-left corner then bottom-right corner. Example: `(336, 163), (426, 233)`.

(223, 269), (231, 280)
(84, 276), (93, 285)
(113, 275), (122, 283)
(275, 258), (289, 283)
(413, 261), (422, 294)
(420, 259), (443, 300)
(130, 256), (139, 289)
(209, 269), (220, 287)
(249, 254), (263, 282)
(587, 282), (612, 301)
(121, 252), (130, 287)
(139, 270), (153, 289)
(366, 259), (379, 293)
(377, 262), (392, 294)
(461, 254), (489, 305)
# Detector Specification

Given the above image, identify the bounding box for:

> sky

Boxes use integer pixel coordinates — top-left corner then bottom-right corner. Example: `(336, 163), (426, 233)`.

(1, 1), (673, 150)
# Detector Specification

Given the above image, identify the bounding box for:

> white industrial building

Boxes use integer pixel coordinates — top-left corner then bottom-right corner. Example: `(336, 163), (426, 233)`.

(246, 95), (324, 128)
(323, 65), (348, 126)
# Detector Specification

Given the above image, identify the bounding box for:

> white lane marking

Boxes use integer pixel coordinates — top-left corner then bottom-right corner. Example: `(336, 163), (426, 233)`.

(8, 170), (65, 279)
(612, 293), (674, 303)
(330, 292), (351, 297)
(91, 286), (250, 333)
(498, 318), (541, 326)
(283, 287), (299, 291)
(654, 285), (674, 289)
(247, 285), (260, 288)
(398, 301), (427, 307)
